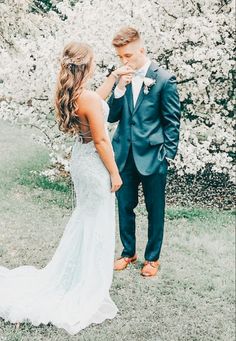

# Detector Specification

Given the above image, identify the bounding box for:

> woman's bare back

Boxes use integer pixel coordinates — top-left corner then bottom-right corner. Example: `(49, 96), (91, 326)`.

(75, 90), (105, 144)
(75, 90), (94, 144)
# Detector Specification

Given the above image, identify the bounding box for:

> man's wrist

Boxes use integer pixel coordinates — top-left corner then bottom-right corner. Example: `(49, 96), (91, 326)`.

(114, 85), (126, 98)
(117, 84), (126, 91)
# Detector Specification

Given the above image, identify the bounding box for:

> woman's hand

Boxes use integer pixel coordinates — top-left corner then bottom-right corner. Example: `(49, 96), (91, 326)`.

(110, 173), (123, 192)
(96, 65), (134, 100)
(111, 65), (134, 90)
(112, 65), (134, 79)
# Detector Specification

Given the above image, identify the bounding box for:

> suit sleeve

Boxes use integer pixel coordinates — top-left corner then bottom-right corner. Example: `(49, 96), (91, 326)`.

(160, 75), (181, 160)
(107, 84), (125, 123)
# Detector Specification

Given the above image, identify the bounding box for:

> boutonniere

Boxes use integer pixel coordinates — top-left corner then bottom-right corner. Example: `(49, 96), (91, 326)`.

(143, 77), (156, 94)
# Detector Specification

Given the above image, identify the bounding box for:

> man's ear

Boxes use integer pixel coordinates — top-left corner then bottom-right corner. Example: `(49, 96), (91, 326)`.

(140, 47), (145, 54)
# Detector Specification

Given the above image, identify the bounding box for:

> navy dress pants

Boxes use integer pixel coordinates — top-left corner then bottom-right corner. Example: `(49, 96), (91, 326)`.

(116, 146), (167, 261)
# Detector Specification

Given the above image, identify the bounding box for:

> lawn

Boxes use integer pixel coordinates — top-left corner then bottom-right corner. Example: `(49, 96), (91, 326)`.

(0, 120), (235, 341)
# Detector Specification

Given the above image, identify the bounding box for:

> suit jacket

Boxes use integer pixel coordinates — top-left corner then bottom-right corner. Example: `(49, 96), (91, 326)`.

(107, 61), (181, 176)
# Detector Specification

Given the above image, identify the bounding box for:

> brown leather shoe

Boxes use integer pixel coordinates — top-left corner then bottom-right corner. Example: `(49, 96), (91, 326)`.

(141, 260), (160, 277)
(114, 254), (138, 271)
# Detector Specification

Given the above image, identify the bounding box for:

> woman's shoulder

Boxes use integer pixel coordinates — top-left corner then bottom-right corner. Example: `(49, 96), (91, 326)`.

(79, 90), (101, 104)
(77, 90), (102, 115)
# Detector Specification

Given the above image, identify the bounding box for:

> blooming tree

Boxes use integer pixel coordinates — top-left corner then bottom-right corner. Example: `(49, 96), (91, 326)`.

(0, 0), (235, 180)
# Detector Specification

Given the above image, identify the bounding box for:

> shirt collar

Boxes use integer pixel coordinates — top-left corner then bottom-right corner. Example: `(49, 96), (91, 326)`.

(135, 59), (151, 75)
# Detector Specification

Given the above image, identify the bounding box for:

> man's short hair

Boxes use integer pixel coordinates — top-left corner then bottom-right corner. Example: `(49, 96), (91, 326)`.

(112, 27), (141, 47)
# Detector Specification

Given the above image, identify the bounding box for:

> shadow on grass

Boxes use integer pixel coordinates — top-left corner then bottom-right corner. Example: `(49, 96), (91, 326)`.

(166, 206), (235, 221)
(166, 207), (212, 220)
(136, 204), (234, 223)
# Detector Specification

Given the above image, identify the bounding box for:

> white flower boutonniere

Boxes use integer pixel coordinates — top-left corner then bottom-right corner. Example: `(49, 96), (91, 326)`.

(143, 77), (156, 94)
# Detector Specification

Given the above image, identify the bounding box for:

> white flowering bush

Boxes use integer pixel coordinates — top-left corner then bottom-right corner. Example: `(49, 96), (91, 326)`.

(0, 0), (235, 182)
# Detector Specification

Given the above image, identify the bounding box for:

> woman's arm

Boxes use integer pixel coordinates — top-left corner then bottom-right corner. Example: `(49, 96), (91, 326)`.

(79, 90), (122, 192)
(96, 65), (134, 100)
(96, 72), (118, 100)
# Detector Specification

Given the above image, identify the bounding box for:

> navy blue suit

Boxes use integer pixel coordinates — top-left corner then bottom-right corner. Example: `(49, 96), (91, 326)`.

(108, 61), (181, 261)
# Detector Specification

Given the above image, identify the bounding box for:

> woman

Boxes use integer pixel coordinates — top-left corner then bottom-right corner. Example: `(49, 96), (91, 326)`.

(0, 41), (133, 335)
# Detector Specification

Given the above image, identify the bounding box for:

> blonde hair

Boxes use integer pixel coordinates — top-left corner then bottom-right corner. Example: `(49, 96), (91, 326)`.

(112, 27), (140, 47)
(54, 41), (93, 135)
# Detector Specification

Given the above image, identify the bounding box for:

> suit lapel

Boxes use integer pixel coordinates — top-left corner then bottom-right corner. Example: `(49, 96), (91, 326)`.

(132, 61), (159, 116)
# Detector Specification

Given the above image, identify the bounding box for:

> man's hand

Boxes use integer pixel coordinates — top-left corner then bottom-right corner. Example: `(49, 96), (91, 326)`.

(111, 64), (134, 91)
(117, 73), (133, 90)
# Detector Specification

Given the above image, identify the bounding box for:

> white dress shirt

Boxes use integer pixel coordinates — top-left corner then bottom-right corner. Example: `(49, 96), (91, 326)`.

(114, 59), (151, 106)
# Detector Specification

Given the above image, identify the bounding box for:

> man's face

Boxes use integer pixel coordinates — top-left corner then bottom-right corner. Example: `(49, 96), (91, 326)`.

(115, 40), (146, 70)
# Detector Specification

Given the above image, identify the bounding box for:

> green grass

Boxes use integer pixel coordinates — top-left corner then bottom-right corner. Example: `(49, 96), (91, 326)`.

(166, 206), (213, 220)
(18, 167), (71, 193)
(17, 163), (72, 209)
(0, 119), (235, 341)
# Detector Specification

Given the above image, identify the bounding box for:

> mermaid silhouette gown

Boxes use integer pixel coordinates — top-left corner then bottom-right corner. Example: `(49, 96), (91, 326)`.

(0, 99), (118, 335)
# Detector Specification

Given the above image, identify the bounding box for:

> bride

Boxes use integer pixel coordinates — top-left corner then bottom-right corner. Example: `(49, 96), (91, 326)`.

(0, 41), (133, 335)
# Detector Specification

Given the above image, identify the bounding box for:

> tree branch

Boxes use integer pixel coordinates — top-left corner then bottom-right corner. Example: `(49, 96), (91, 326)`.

(177, 78), (195, 84)
(216, 0), (232, 14)
(161, 6), (177, 19)
(24, 123), (53, 148)
(33, 97), (49, 101)
(196, 2), (203, 14)
(0, 32), (14, 48)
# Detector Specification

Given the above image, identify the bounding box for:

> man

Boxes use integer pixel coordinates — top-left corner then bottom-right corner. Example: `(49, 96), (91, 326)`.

(108, 27), (181, 277)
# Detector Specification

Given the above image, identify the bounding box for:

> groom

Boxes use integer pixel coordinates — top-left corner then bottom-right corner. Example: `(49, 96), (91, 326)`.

(108, 27), (181, 277)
